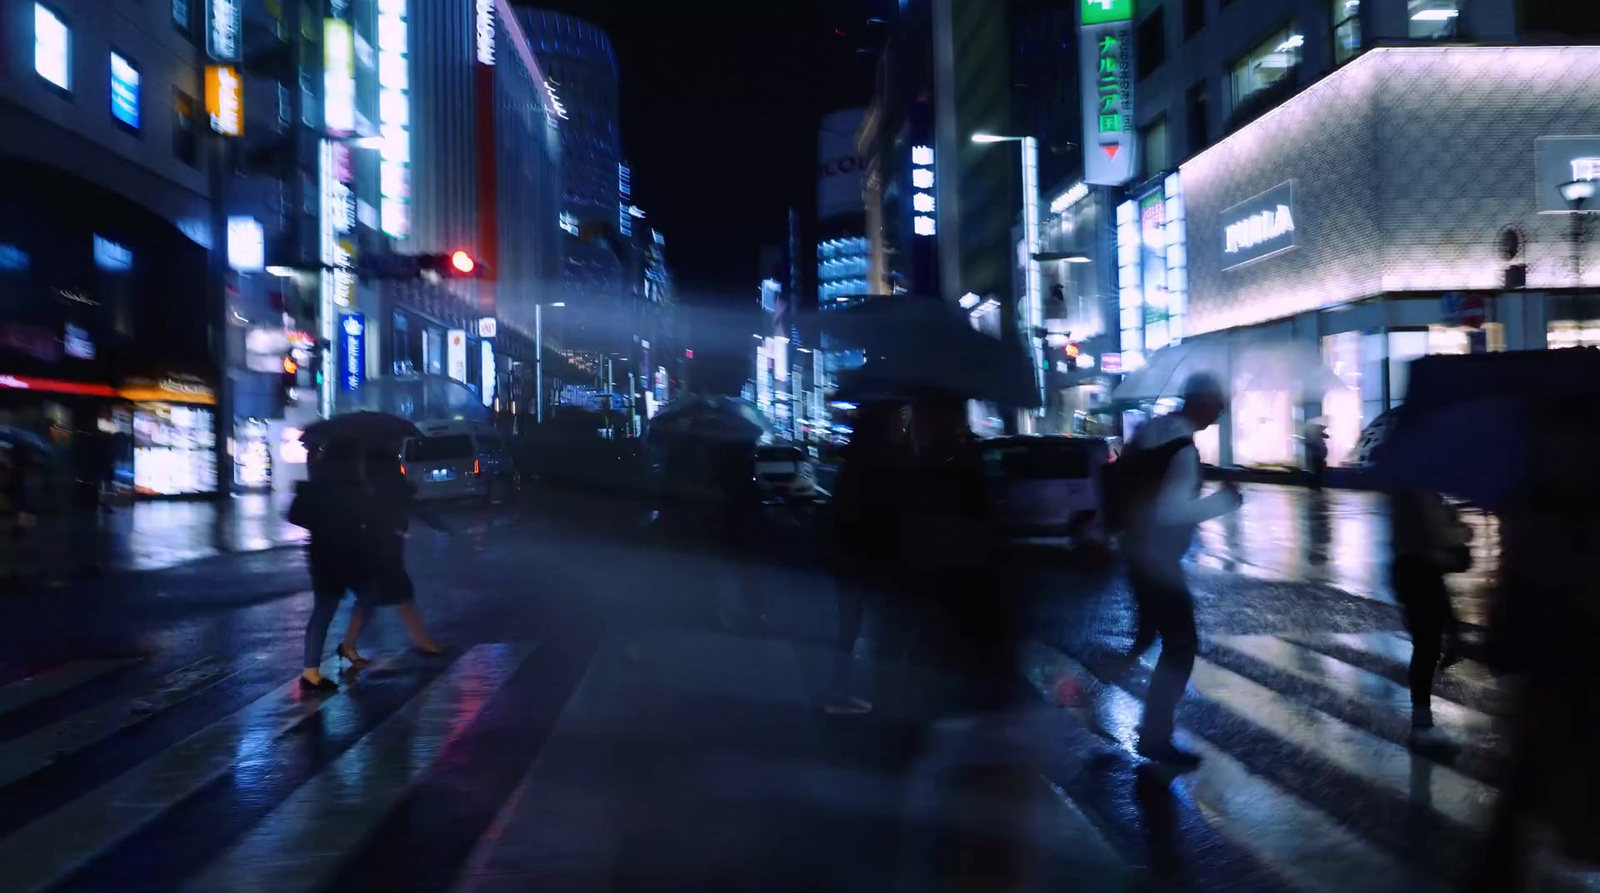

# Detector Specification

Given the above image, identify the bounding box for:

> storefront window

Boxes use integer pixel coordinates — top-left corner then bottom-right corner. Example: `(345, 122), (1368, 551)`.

(1333, 0), (1360, 64)
(1232, 389), (1294, 467)
(1231, 26), (1302, 108)
(1548, 320), (1600, 349)
(133, 404), (216, 495)
(1408, 0), (1458, 39)
(1321, 332), (1363, 465)
(1387, 330), (1430, 406)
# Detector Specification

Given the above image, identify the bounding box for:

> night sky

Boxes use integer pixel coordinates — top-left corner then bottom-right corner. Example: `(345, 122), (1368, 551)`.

(512, 1), (883, 302)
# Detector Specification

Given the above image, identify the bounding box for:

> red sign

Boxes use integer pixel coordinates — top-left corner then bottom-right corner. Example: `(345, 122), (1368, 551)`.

(0, 375), (117, 397)
(1460, 295), (1486, 329)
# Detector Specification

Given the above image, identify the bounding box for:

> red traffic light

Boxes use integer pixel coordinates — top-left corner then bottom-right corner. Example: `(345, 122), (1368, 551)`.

(450, 251), (476, 274)
(1064, 342), (1081, 359)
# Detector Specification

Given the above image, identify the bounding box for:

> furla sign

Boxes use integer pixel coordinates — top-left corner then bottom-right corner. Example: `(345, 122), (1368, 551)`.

(1222, 181), (1297, 271)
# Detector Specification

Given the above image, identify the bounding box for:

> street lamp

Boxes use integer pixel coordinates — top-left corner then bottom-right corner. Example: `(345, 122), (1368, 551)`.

(534, 301), (566, 423)
(972, 133), (1046, 425)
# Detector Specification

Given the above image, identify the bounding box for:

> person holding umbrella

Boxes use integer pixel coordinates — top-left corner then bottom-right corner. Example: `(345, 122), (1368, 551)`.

(289, 439), (381, 691)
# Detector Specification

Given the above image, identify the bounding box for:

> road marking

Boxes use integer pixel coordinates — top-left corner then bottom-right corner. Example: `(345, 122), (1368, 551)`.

(1024, 641), (1440, 893)
(179, 644), (534, 893)
(1211, 634), (1498, 745)
(0, 660), (141, 719)
(0, 657), (391, 893)
(1314, 632), (1501, 694)
(0, 657), (235, 789)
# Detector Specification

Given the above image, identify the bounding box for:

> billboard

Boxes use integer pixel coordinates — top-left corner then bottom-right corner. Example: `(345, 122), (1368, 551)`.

(447, 329), (468, 382)
(340, 313), (366, 392)
(1079, 0), (1135, 186)
(817, 108), (867, 220)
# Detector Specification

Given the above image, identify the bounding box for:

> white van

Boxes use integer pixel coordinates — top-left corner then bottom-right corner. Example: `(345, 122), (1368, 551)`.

(402, 420), (516, 503)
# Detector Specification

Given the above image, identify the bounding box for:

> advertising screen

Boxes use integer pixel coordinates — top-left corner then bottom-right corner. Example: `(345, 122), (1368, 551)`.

(133, 404), (217, 495)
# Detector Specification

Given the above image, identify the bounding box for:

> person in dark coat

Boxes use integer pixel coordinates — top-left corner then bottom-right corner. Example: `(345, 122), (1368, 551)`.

(825, 400), (908, 714)
(289, 441), (379, 691)
(337, 449), (444, 660)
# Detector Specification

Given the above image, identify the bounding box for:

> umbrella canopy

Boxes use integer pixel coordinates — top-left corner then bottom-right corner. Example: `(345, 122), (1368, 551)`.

(1371, 349), (1600, 510)
(301, 411), (422, 451)
(815, 298), (1041, 407)
(0, 426), (54, 455)
(1112, 338), (1348, 402)
(341, 374), (491, 422)
(648, 396), (771, 444)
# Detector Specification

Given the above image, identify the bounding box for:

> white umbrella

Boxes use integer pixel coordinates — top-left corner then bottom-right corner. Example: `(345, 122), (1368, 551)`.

(1110, 341), (1229, 402)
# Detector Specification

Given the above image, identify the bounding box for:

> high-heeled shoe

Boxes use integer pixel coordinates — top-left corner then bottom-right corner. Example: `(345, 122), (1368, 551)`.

(409, 644), (445, 658)
(299, 673), (338, 692)
(337, 643), (371, 668)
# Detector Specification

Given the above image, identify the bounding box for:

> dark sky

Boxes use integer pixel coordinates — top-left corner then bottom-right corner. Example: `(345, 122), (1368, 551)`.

(512, 1), (883, 301)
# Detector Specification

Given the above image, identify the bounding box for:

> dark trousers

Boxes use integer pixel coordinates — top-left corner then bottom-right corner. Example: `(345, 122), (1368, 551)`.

(1129, 563), (1198, 745)
(1392, 556), (1456, 728)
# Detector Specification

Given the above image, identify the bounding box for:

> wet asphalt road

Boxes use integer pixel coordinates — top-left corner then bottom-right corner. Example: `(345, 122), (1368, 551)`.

(0, 483), (1588, 893)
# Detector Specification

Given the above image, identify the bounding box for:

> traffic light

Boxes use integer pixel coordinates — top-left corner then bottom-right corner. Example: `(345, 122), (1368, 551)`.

(1063, 341), (1081, 371)
(449, 250), (475, 275)
(358, 252), (491, 280)
(429, 250), (487, 278)
(280, 355), (300, 407)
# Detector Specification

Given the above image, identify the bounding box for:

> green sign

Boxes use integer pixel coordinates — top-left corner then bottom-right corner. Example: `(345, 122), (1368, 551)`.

(1096, 33), (1126, 135)
(1082, 0), (1133, 26)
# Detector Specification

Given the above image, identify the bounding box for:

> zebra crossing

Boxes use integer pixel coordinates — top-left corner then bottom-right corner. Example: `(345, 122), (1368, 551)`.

(0, 628), (1595, 893)
(1028, 629), (1600, 893)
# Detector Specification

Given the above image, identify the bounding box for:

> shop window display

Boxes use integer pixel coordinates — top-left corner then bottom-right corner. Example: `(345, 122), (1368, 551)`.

(1232, 389), (1294, 467)
(133, 404), (216, 496)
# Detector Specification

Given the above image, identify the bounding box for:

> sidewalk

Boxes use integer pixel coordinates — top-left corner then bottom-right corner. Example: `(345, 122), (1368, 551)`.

(1192, 483), (1498, 623)
(18, 493), (306, 579)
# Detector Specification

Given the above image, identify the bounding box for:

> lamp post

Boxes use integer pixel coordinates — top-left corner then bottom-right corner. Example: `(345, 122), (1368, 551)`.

(972, 133), (1046, 426)
(1560, 178), (1596, 345)
(535, 301), (565, 423)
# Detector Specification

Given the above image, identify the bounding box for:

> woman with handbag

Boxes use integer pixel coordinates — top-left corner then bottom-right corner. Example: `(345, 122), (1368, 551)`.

(289, 441), (380, 691)
(1387, 487), (1469, 752)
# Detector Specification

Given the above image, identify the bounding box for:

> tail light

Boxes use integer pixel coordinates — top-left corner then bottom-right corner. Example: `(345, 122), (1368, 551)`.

(473, 459), (481, 476)
(400, 464), (407, 476)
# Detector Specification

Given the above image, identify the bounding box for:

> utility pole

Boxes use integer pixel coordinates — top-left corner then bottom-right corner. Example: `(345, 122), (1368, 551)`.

(210, 134), (234, 511)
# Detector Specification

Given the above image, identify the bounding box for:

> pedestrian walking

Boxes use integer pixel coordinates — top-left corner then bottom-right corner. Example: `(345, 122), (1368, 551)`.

(824, 399), (908, 715)
(1386, 487), (1466, 752)
(288, 441), (379, 691)
(337, 449), (445, 661)
(1115, 373), (1241, 770)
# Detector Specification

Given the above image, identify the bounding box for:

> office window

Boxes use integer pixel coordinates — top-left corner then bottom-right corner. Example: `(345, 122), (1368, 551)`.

(1334, 0), (1361, 63)
(1231, 26), (1302, 107)
(1136, 9), (1166, 78)
(110, 52), (140, 129)
(34, 3), (70, 91)
(1184, 0), (1205, 37)
(1409, 0), (1459, 38)
(1186, 81), (1210, 154)
(1141, 116), (1170, 180)
(173, 89), (199, 166)
(172, 0), (189, 33)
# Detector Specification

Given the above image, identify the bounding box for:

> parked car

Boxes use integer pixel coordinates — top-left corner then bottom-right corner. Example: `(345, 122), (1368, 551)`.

(754, 444), (818, 502)
(977, 435), (1118, 539)
(402, 421), (517, 503)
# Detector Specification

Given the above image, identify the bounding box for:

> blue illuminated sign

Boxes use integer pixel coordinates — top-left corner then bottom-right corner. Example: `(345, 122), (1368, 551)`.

(340, 312), (365, 392)
(110, 52), (139, 128)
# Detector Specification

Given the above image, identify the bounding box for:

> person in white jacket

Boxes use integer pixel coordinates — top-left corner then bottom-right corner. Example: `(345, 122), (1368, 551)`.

(1122, 372), (1242, 770)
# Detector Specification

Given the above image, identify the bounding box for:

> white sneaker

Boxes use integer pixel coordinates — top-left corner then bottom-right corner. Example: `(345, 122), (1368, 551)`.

(1409, 725), (1459, 752)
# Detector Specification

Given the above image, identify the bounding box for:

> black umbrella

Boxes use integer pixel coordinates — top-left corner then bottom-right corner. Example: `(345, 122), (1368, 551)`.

(817, 298), (1041, 407)
(0, 425), (54, 455)
(301, 411), (422, 451)
(1371, 349), (1600, 510)
(648, 396), (771, 444)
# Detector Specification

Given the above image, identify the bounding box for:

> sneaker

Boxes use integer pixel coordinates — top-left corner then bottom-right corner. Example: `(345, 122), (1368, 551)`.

(1409, 726), (1459, 753)
(1136, 738), (1204, 771)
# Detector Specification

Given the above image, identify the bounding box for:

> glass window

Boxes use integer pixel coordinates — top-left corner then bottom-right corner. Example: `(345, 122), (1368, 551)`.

(1231, 26), (1302, 108)
(110, 52), (139, 129)
(34, 3), (70, 91)
(1185, 81), (1209, 154)
(1184, 0), (1206, 37)
(1387, 330), (1430, 406)
(173, 89), (199, 166)
(405, 435), (474, 461)
(1136, 9), (1166, 78)
(172, 0), (190, 32)
(1333, 0), (1361, 64)
(1141, 116), (1170, 179)
(1409, 0), (1459, 39)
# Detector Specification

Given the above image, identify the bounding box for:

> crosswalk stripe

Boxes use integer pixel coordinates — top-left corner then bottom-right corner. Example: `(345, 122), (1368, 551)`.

(0, 657), (235, 790)
(0, 656), (393, 893)
(1166, 653), (1497, 831)
(1315, 632), (1502, 694)
(1210, 634), (1498, 744)
(0, 660), (142, 720)
(1025, 641), (1443, 893)
(177, 644), (534, 893)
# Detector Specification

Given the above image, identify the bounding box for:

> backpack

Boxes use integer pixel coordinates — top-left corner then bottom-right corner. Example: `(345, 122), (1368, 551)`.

(1100, 436), (1193, 533)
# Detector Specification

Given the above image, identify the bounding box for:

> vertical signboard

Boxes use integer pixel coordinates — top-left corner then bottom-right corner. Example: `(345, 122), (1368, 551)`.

(324, 19), (356, 134)
(816, 108), (866, 220)
(481, 341), (496, 406)
(447, 330), (468, 382)
(340, 313), (366, 392)
(207, 0), (241, 61)
(911, 145), (936, 237)
(1080, 0), (1136, 186)
(204, 65), (242, 136)
(378, 0), (411, 238)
